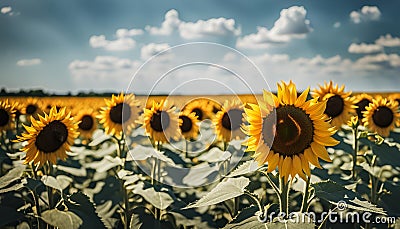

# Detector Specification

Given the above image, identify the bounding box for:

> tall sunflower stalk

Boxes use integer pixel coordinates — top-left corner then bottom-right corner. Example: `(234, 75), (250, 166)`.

(97, 93), (140, 229)
(243, 81), (338, 218)
(137, 100), (180, 221)
(15, 106), (79, 228)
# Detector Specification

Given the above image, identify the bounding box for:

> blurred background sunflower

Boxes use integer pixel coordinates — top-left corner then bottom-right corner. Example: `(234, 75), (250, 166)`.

(213, 100), (245, 143)
(313, 81), (355, 129)
(244, 81), (338, 182)
(179, 111), (199, 140)
(15, 107), (79, 166)
(182, 98), (213, 121)
(98, 93), (140, 138)
(75, 109), (98, 140)
(0, 100), (16, 132)
(139, 100), (180, 144)
(363, 96), (399, 137)
(354, 93), (373, 124)
(23, 97), (42, 122)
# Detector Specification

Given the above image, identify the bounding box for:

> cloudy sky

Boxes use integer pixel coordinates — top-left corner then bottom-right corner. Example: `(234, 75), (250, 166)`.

(1, 0), (400, 94)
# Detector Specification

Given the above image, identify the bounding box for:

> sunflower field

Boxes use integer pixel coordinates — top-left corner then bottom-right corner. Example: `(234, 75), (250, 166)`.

(1, 81), (400, 229)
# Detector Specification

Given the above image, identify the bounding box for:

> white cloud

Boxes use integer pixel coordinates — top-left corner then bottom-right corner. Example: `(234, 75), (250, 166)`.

(348, 43), (383, 54)
(69, 56), (141, 90)
(375, 34), (400, 47)
(89, 35), (136, 51)
(350, 6), (381, 24)
(179, 17), (241, 39)
(145, 9), (240, 39)
(140, 43), (170, 60)
(236, 6), (312, 49)
(145, 9), (181, 35)
(115, 28), (143, 38)
(270, 6), (312, 36)
(356, 53), (400, 69)
(16, 58), (42, 66)
(333, 22), (341, 28)
(1, 6), (12, 14)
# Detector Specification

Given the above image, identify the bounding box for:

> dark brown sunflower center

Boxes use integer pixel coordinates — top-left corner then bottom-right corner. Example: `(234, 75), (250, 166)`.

(179, 115), (192, 133)
(271, 106), (314, 156)
(372, 106), (393, 128)
(78, 115), (94, 131)
(109, 103), (131, 124)
(356, 99), (371, 120)
(212, 106), (220, 114)
(221, 109), (243, 130)
(150, 111), (170, 132)
(35, 120), (68, 153)
(0, 109), (9, 126)
(26, 104), (37, 115)
(192, 108), (203, 120)
(324, 95), (344, 118)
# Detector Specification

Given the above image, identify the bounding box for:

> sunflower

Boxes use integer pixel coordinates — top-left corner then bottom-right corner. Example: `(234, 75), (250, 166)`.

(243, 81), (338, 182)
(362, 96), (399, 137)
(97, 93), (140, 138)
(182, 98), (213, 121)
(15, 107), (79, 166)
(138, 100), (181, 144)
(0, 100), (16, 132)
(354, 93), (373, 123)
(75, 110), (97, 139)
(213, 100), (245, 142)
(179, 111), (199, 140)
(312, 81), (355, 129)
(23, 98), (42, 121)
(388, 93), (400, 110)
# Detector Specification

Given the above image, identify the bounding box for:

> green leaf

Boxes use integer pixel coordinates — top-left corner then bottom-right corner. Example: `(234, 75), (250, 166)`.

(223, 206), (264, 229)
(185, 177), (250, 209)
(129, 207), (162, 229)
(127, 145), (175, 164)
(41, 209), (82, 229)
(312, 180), (386, 214)
(182, 162), (219, 187)
(85, 155), (122, 173)
(0, 165), (26, 189)
(264, 221), (315, 229)
(65, 192), (106, 229)
(41, 175), (62, 190)
(56, 175), (73, 190)
(0, 182), (24, 193)
(197, 147), (231, 163)
(226, 160), (259, 178)
(132, 183), (174, 210)
(56, 165), (87, 177)
(88, 130), (111, 146)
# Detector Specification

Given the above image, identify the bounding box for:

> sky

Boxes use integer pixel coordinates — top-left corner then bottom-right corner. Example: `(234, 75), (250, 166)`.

(1, 0), (400, 94)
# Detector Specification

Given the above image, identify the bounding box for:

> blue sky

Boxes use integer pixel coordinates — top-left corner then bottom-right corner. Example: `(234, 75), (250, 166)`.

(1, 0), (400, 94)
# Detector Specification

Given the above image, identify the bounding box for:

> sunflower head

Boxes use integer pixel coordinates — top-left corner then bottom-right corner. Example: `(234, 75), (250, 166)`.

(354, 93), (373, 124)
(15, 107), (79, 166)
(362, 96), (399, 137)
(24, 98), (42, 121)
(244, 81), (338, 182)
(0, 100), (16, 132)
(312, 81), (356, 129)
(138, 100), (181, 144)
(182, 98), (214, 121)
(213, 100), (245, 142)
(179, 111), (199, 140)
(75, 109), (98, 140)
(97, 93), (140, 138)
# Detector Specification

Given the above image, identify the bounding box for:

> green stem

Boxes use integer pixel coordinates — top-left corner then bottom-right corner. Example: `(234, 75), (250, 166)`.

(152, 142), (161, 220)
(279, 177), (290, 217)
(300, 175), (311, 212)
(351, 128), (359, 180)
(244, 191), (264, 216)
(30, 163), (42, 229)
(233, 196), (240, 217)
(262, 172), (280, 196)
(318, 207), (338, 229)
